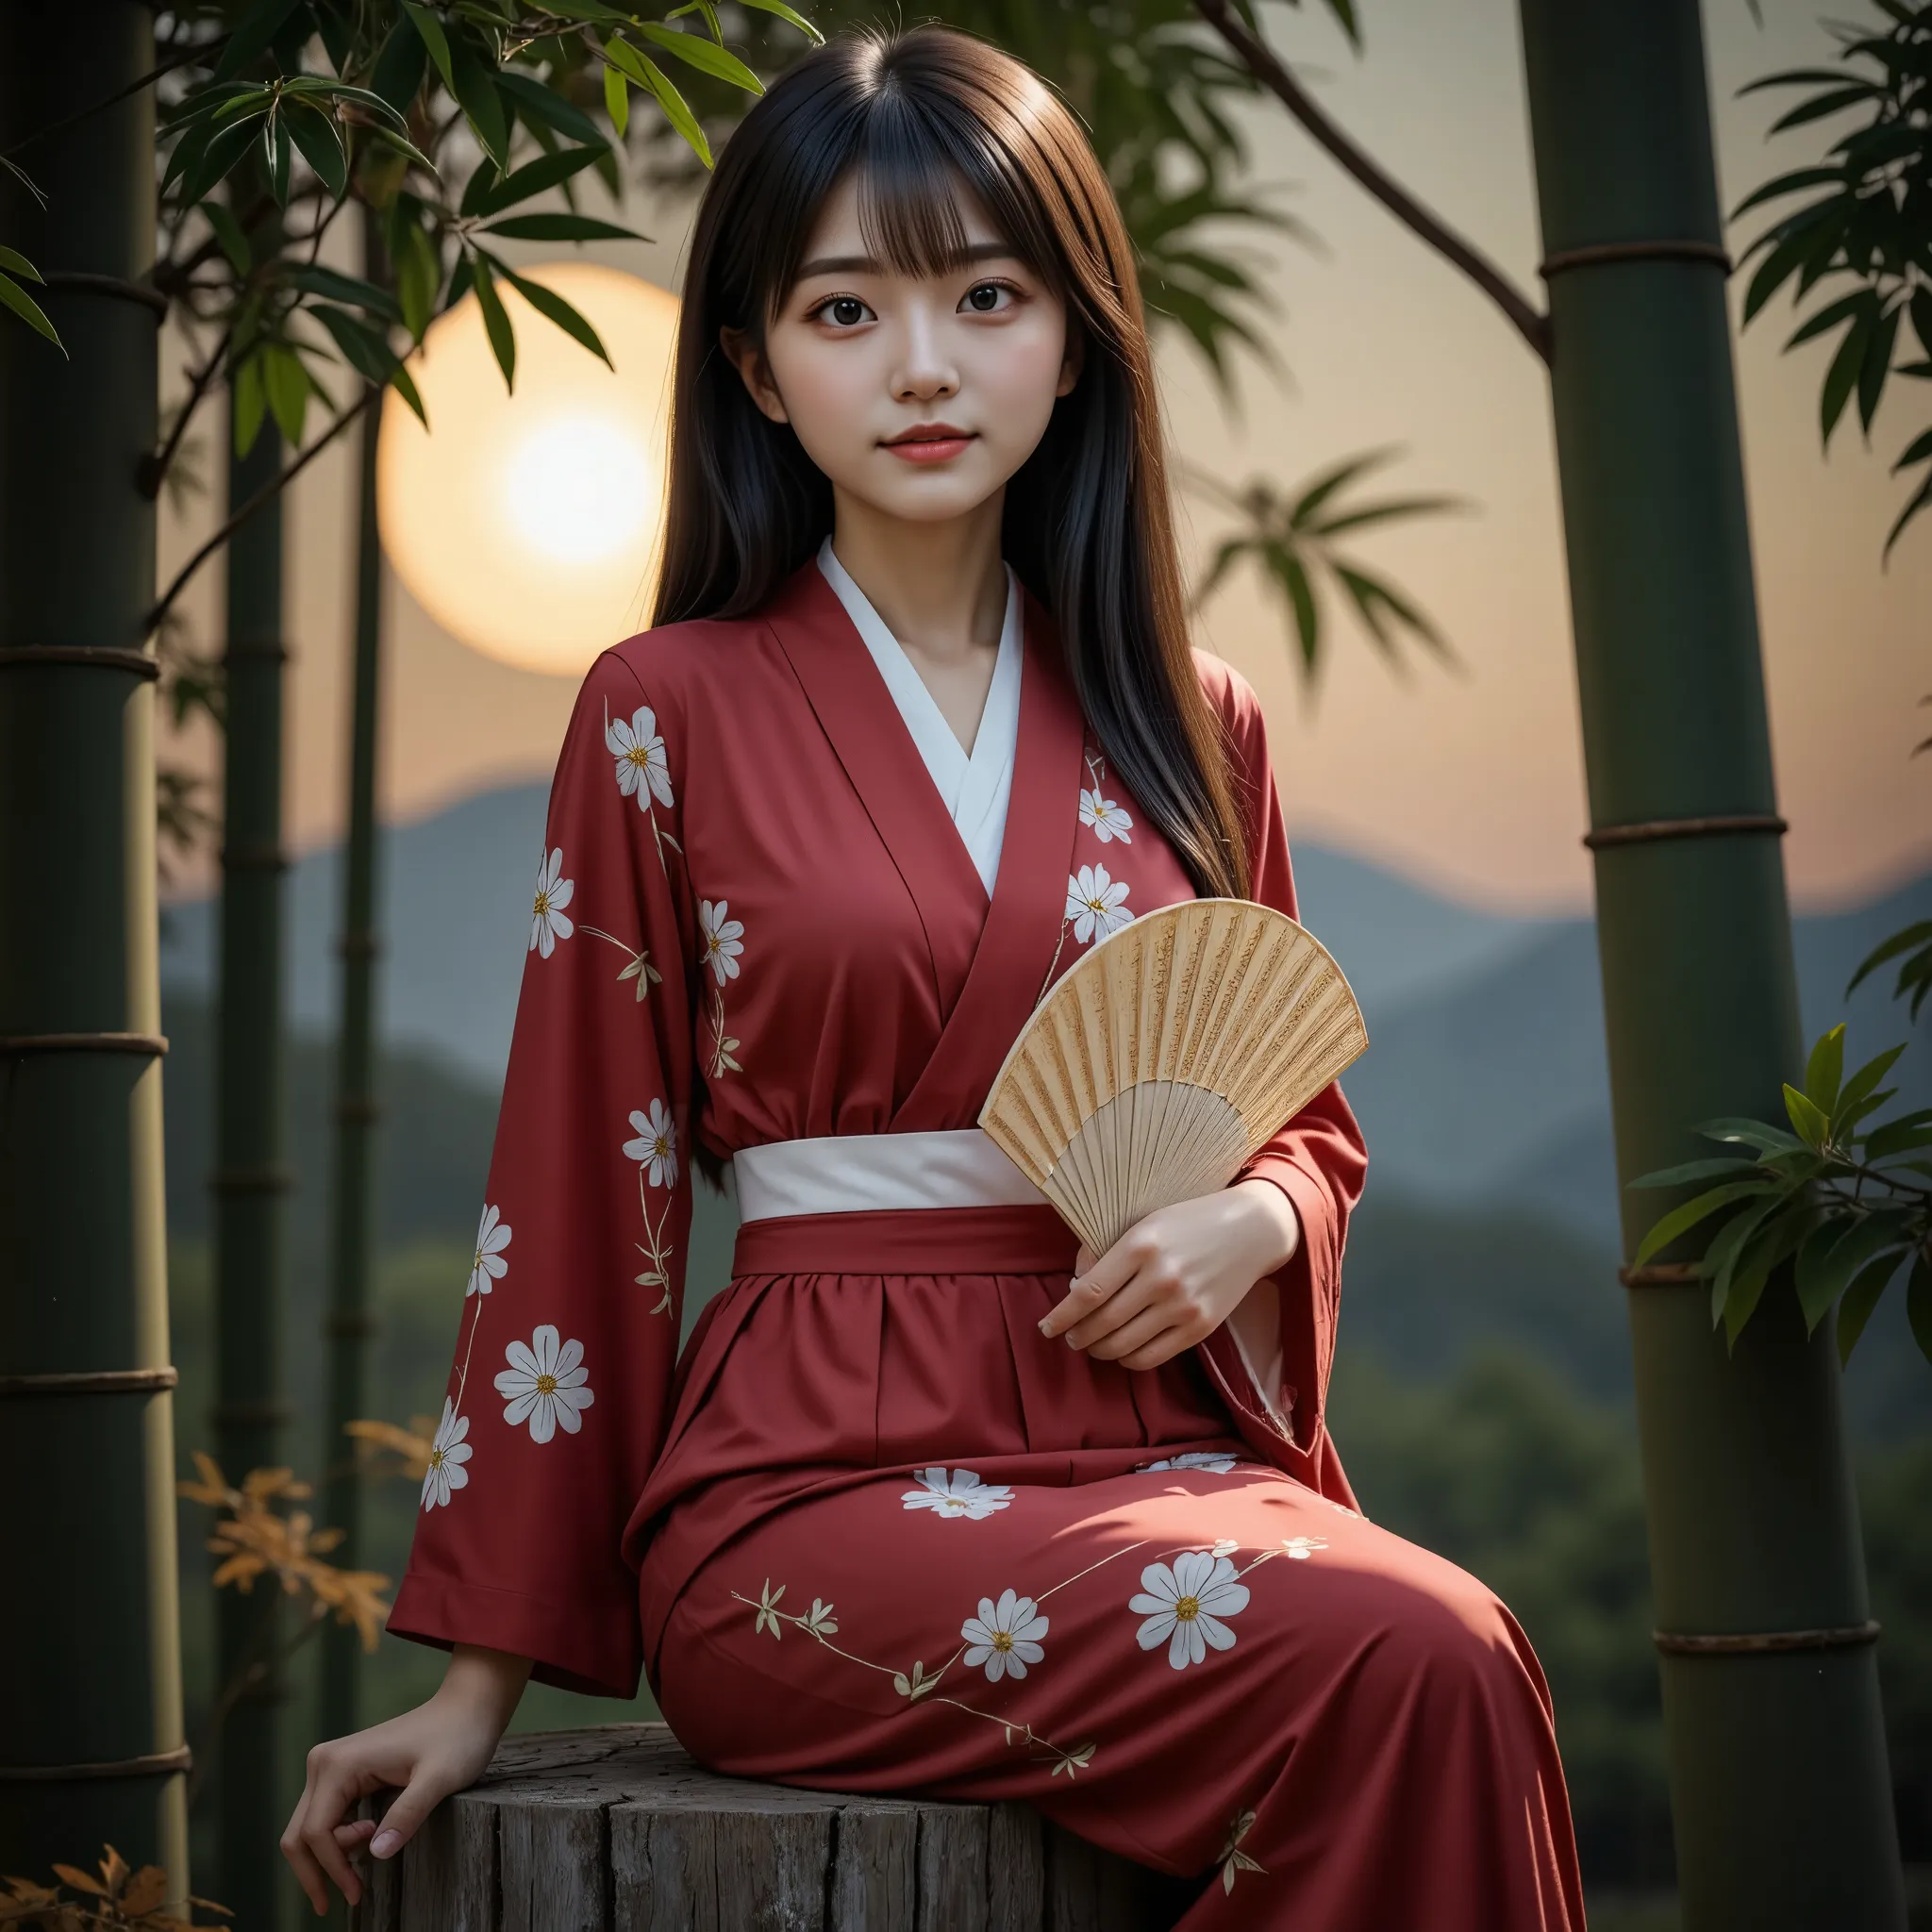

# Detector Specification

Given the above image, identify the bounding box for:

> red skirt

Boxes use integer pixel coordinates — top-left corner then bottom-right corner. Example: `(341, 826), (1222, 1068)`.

(630, 1207), (1584, 1932)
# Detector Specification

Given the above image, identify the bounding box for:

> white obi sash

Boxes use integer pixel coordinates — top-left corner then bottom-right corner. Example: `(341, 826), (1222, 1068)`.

(730, 1128), (1047, 1223)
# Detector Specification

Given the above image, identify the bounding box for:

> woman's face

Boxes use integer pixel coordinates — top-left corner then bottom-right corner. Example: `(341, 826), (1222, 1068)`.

(727, 172), (1079, 525)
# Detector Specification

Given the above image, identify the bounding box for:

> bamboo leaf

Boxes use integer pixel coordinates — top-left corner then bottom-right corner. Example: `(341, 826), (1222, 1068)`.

(737, 0), (824, 39)
(1723, 1207), (1811, 1344)
(1627, 1156), (1766, 1191)
(394, 223), (441, 341)
(1909, 1253), (1932, 1368)
(446, 27), (511, 168)
(1840, 1250), (1908, 1365)
(371, 17), (429, 114)
(290, 264), (403, 325)
(262, 341), (311, 444)
(1866, 1109), (1932, 1161)
(1803, 1023), (1845, 1114)
(213, 0), (303, 82)
(603, 39), (711, 168)
(604, 59), (630, 138)
(469, 251), (516, 391)
(1795, 1211), (1911, 1332)
(484, 254), (612, 368)
(202, 198), (252, 275)
(1633, 1181), (1772, 1270)
(1857, 302), (1901, 434)
(232, 353), (267, 457)
(1698, 1116), (1805, 1155)
(0, 244), (42, 281)
(1704, 1193), (1784, 1324)
(1820, 302), (1874, 447)
(481, 212), (650, 243)
(1783, 1083), (1831, 1148)
(400, 2), (458, 98)
(0, 270), (64, 352)
(494, 70), (608, 150)
(1847, 920), (1932, 994)
(284, 97), (348, 200)
(474, 143), (605, 217)
(1832, 1042), (1907, 1138)
(630, 21), (764, 94)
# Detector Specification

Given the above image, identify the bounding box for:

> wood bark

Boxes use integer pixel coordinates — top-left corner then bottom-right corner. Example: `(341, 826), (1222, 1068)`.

(351, 1726), (1198, 1932)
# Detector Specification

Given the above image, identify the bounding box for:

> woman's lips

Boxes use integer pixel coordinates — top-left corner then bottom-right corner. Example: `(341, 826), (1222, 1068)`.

(882, 429), (976, 463)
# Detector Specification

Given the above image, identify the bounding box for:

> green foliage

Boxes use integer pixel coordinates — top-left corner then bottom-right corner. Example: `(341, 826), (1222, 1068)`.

(0, 158), (63, 353)
(1186, 448), (1463, 680)
(137, 0), (817, 464)
(1852, 915), (1932, 1019)
(1630, 1021), (1932, 1364)
(1731, 0), (1932, 556)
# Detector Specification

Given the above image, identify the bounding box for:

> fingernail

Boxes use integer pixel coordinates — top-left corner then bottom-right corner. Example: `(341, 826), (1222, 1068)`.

(371, 1830), (400, 1859)
(1037, 1318), (1052, 1335)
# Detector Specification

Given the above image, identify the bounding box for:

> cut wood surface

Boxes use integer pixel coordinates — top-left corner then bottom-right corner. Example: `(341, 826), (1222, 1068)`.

(348, 1724), (1198, 1932)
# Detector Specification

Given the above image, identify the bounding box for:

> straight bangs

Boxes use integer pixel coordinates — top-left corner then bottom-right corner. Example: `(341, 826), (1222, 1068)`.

(655, 27), (1252, 904)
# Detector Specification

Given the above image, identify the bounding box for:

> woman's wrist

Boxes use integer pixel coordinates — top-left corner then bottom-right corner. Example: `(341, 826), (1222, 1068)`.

(1228, 1175), (1302, 1279)
(437, 1644), (533, 1730)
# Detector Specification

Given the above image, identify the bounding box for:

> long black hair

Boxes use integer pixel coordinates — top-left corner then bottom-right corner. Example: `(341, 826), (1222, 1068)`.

(654, 25), (1250, 898)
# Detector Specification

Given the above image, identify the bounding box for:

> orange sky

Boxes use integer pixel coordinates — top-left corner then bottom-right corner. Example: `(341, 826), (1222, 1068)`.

(155, 0), (1929, 913)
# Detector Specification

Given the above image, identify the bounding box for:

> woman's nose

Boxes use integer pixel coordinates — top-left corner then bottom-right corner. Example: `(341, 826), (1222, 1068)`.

(891, 308), (959, 401)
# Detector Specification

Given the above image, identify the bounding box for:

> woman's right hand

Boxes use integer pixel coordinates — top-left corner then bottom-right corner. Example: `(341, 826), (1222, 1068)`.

(280, 1643), (533, 1915)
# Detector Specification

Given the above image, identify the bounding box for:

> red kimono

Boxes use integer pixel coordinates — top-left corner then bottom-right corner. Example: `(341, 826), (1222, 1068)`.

(390, 561), (1585, 1931)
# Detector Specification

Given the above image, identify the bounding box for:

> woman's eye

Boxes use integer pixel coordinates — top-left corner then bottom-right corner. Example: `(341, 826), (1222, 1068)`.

(816, 295), (872, 327)
(961, 282), (1012, 314)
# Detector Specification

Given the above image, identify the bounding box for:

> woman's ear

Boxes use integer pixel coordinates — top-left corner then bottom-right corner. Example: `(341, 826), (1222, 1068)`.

(720, 325), (790, 425)
(1055, 319), (1086, 399)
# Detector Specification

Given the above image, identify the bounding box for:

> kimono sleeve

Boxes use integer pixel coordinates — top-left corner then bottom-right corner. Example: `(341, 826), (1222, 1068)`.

(1209, 659), (1369, 1463)
(387, 647), (697, 1698)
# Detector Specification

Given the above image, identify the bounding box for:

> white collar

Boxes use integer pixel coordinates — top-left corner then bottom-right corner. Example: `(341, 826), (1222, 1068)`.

(816, 537), (1024, 894)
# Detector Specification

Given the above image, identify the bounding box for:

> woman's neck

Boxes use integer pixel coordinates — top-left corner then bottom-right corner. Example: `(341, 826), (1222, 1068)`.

(827, 489), (1008, 667)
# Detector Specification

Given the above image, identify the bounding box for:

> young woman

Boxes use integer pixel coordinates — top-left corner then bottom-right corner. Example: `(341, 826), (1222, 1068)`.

(283, 27), (1584, 1928)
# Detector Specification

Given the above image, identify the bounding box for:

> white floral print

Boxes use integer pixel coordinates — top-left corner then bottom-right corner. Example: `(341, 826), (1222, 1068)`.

(1281, 1535), (1328, 1560)
(1141, 1451), (1242, 1474)
(494, 1324), (594, 1443)
(960, 1589), (1049, 1683)
(699, 898), (745, 984)
(623, 1099), (679, 1190)
(421, 1399), (472, 1510)
(467, 1204), (510, 1298)
(608, 703), (674, 809)
(1078, 788), (1133, 843)
(1130, 1549), (1251, 1669)
(1219, 1807), (1266, 1893)
(528, 846), (575, 957)
(900, 1467), (1015, 1521)
(1067, 863), (1132, 943)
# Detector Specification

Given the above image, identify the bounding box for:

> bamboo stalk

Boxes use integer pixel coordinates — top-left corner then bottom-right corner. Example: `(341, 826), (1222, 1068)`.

(319, 201), (391, 1748)
(1514, 5), (1906, 1924)
(0, 3), (191, 1905)
(211, 354), (291, 1931)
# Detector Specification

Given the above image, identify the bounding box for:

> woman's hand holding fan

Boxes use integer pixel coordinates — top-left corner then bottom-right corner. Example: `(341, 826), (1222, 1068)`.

(980, 899), (1367, 1370)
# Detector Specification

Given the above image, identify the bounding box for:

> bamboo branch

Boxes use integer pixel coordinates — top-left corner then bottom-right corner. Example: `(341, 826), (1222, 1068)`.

(1193, 0), (1552, 363)
(142, 320), (237, 500)
(144, 384), (379, 639)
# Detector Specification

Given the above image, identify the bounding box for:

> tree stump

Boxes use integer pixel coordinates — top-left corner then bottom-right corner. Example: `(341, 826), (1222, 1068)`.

(349, 1724), (1198, 1931)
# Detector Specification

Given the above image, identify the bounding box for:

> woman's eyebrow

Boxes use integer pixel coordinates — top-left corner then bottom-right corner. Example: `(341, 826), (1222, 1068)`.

(793, 240), (1017, 278)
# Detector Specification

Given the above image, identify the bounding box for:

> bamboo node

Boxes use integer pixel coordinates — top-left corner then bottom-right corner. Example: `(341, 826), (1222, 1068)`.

(0, 1366), (178, 1398)
(1654, 1621), (1880, 1657)
(1584, 814), (1787, 851)
(0, 644), (161, 678)
(1539, 240), (1732, 276)
(0, 1744), (191, 1783)
(1619, 1262), (1703, 1288)
(0, 1029), (168, 1057)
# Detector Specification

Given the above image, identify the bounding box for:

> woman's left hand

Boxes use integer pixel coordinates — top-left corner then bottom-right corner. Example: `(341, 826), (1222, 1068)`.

(1038, 1178), (1301, 1371)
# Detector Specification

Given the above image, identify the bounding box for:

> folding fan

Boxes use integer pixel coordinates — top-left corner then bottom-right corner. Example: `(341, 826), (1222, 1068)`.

(978, 898), (1369, 1257)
